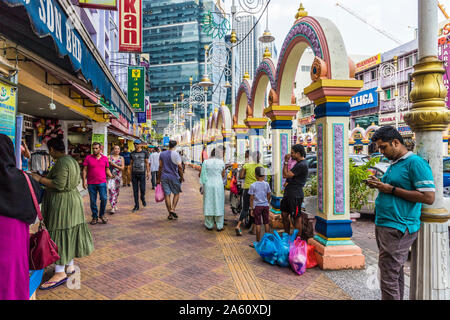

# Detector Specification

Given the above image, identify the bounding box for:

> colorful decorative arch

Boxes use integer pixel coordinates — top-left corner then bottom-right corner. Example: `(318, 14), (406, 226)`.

(250, 58), (277, 118)
(275, 16), (351, 105)
(234, 80), (252, 127)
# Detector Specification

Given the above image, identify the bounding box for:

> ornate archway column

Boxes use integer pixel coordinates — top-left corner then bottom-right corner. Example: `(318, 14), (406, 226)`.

(264, 105), (299, 213)
(233, 125), (249, 164)
(222, 131), (233, 163)
(304, 79), (365, 270)
(245, 118), (268, 160)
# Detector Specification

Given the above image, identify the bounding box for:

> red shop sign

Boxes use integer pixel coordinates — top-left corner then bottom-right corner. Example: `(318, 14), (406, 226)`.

(119, 0), (142, 53)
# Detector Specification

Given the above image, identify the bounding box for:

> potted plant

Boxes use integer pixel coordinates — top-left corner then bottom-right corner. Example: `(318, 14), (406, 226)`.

(349, 157), (379, 220)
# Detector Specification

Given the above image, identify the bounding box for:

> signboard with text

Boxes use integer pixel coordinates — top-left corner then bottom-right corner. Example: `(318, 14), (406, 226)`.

(355, 54), (381, 73)
(137, 112), (146, 124)
(127, 66), (145, 112)
(379, 112), (406, 126)
(78, 0), (117, 10)
(145, 96), (151, 122)
(438, 24), (450, 109)
(119, 0), (142, 52)
(350, 87), (379, 112)
(0, 82), (17, 145)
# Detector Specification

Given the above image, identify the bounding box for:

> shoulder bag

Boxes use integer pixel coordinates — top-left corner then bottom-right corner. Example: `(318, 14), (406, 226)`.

(23, 172), (60, 270)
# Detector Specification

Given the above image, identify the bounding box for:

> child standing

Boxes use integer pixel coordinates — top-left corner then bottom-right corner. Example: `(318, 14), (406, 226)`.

(248, 166), (272, 247)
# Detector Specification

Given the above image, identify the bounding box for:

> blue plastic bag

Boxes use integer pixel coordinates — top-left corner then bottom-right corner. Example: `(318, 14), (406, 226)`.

(254, 233), (278, 265)
(273, 230), (298, 267)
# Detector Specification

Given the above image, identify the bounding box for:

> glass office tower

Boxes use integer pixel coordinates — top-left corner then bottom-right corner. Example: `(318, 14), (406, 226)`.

(143, 0), (226, 133)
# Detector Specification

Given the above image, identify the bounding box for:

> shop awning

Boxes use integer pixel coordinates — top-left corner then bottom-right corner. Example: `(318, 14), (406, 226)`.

(108, 128), (138, 141)
(0, 0), (134, 124)
(69, 80), (99, 105)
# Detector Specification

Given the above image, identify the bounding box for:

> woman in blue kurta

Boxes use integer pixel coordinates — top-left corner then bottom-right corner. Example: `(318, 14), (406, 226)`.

(200, 147), (226, 231)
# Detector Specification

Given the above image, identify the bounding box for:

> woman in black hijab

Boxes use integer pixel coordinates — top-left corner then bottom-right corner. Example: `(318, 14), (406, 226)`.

(0, 133), (40, 300)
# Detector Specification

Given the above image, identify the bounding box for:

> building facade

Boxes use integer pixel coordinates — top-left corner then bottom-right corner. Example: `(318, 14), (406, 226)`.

(235, 15), (260, 79)
(142, 0), (225, 133)
(351, 39), (419, 148)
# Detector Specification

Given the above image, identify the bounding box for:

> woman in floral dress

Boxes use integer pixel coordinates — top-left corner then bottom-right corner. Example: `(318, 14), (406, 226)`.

(108, 145), (125, 214)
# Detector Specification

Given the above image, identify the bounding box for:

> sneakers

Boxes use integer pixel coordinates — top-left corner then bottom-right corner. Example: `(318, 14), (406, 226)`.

(142, 201), (147, 207)
(132, 206), (139, 213)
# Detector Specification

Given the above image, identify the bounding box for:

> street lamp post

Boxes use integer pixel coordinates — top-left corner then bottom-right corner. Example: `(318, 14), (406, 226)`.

(406, 0), (450, 300)
(377, 57), (399, 129)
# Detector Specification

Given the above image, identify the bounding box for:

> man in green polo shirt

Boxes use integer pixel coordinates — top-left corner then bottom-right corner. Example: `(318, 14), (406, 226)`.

(367, 126), (435, 300)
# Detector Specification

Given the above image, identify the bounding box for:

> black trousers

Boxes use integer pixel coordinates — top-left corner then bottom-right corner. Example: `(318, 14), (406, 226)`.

(132, 173), (146, 207)
(151, 171), (158, 188)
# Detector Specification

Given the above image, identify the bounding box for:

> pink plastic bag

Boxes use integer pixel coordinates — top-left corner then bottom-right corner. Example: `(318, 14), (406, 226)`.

(289, 238), (307, 275)
(155, 184), (164, 203)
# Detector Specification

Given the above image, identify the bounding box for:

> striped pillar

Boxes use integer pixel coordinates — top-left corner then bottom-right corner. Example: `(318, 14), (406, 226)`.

(264, 106), (300, 213)
(233, 125), (249, 164)
(245, 118), (268, 161)
(304, 79), (365, 270)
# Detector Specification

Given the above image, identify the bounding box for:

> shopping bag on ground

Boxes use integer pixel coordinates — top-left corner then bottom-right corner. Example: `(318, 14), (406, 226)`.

(254, 233), (278, 265)
(306, 244), (318, 269)
(289, 238), (307, 275)
(155, 184), (164, 203)
(273, 230), (298, 268)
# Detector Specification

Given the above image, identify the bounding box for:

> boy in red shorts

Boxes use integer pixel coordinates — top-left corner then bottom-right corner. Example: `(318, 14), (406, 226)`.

(249, 167), (271, 247)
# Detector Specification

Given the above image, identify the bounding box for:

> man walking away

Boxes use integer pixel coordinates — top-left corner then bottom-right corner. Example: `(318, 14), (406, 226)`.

(281, 144), (309, 236)
(149, 147), (160, 190)
(130, 140), (150, 212)
(83, 142), (113, 225)
(120, 146), (131, 187)
(367, 126), (435, 300)
(157, 140), (184, 220)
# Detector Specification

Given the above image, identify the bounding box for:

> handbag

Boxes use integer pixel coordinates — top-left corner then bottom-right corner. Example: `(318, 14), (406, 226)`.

(23, 172), (60, 270)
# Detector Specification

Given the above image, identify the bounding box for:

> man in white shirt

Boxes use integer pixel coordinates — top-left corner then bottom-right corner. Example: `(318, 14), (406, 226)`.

(149, 147), (161, 189)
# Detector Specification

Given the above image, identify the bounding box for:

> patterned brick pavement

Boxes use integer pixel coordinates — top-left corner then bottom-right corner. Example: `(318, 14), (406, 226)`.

(36, 168), (352, 300)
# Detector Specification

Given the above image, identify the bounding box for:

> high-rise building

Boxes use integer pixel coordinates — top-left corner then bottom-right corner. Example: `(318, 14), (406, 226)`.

(235, 15), (260, 79)
(143, 0), (226, 133)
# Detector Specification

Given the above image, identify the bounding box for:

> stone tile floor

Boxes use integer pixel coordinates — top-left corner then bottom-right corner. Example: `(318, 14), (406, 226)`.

(36, 168), (385, 300)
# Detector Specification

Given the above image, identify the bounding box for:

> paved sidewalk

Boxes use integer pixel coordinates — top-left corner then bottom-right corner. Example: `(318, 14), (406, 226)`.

(36, 168), (383, 300)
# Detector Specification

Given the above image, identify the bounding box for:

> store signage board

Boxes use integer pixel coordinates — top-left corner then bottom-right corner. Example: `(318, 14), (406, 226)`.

(91, 133), (105, 153)
(355, 54), (381, 73)
(379, 112), (406, 126)
(99, 99), (120, 119)
(350, 87), (379, 112)
(119, 0), (142, 53)
(163, 136), (170, 147)
(438, 28), (450, 109)
(78, 0), (117, 10)
(145, 96), (151, 121)
(128, 67), (145, 112)
(137, 112), (146, 124)
(0, 81), (17, 145)
(2, 0), (130, 123)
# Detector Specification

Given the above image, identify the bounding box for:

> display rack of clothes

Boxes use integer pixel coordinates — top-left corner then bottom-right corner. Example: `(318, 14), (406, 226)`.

(30, 151), (51, 174)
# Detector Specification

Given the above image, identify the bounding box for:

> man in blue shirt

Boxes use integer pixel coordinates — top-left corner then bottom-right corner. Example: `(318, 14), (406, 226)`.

(120, 145), (131, 187)
(367, 126), (435, 300)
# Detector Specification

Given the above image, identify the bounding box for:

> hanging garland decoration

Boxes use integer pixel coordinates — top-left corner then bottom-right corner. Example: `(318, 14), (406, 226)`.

(201, 10), (231, 39)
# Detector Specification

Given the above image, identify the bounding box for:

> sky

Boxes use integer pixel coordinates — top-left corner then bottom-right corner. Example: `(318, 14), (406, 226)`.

(224, 0), (449, 60)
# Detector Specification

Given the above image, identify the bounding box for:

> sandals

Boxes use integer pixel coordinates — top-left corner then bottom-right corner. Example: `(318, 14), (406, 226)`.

(100, 216), (108, 224)
(249, 243), (255, 248)
(170, 212), (178, 220)
(235, 228), (242, 236)
(168, 214), (174, 220)
(39, 277), (68, 290)
(90, 218), (98, 225)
